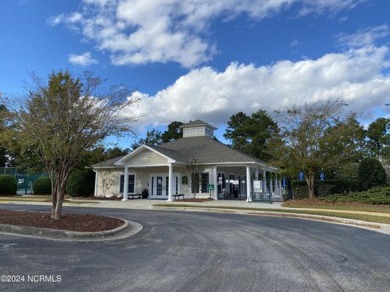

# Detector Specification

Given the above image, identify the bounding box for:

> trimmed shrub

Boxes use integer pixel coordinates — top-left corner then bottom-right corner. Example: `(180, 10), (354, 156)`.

(33, 176), (52, 194)
(324, 186), (390, 204)
(290, 181), (309, 199)
(66, 169), (95, 197)
(291, 179), (362, 198)
(317, 184), (334, 197)
(358, 158), (387, 190)
(328, 179), (361, 194)
(0, 174), (17, 196)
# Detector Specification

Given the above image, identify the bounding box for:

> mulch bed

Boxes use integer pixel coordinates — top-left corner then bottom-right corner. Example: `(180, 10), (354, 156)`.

(179, 198), (214, 202)
(71, 196), (122, 201)
(0, 210), (125, 232)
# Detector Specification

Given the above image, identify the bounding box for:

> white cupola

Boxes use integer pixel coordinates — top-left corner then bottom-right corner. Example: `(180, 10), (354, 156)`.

(180, 120), (217, 138)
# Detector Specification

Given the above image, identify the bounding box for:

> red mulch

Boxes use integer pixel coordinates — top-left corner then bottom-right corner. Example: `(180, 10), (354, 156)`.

(72, 196), (123, 201)
(0, 210), (124, 232)
(179, 198), (214, 202)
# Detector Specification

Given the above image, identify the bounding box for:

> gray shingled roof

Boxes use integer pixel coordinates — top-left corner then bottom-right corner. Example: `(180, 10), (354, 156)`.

(150, 136), (264, 164)
(92, 136), (268, 168)
(91, 155), (125, 168)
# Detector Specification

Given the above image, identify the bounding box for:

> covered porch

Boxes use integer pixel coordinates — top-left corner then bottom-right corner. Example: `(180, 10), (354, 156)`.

(117, 162), (283, 203)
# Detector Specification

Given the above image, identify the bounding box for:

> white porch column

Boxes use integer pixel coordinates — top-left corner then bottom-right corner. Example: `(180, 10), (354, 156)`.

(262, 170), (268, 195)
(167, 163), (173, 202)
(269, 173), (273, 197)
(94, 170), (98, 197)
(122, 166), (129, 201)
(255, 168), (259, 180)
(246, 166), (252, 202)
(213, 167), (218, 200)
(279, 179), (282, 195)
(274, 174), (279, 197)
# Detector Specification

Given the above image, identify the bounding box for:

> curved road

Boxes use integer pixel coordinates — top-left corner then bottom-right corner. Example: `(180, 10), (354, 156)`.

(0, 205), (389, 292)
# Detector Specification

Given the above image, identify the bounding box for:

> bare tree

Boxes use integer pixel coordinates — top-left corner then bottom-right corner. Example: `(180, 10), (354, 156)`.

(1, 71), (138, 219)
(97, 170), (116, 197)
(185, 157), (205, 199)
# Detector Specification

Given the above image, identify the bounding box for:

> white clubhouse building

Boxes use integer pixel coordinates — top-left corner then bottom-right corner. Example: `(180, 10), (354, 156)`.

(92, 120), (283, 202)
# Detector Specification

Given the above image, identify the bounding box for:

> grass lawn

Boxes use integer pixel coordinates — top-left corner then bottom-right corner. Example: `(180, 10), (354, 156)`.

(282, 199), (390, 214)
(155, 202), (390, 225)
(0, 195), (98, 205)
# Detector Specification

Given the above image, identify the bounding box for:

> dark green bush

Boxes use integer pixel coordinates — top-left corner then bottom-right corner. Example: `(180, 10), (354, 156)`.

(324, 186), (390, 204)
(33, 176), (52, 194)
(66, 169), (95, 197)
(317, 184), (334, 197)
(328, 179), (362, 194)
(291, 179), (362, 198)
(358, 158), (387, 190)
(0, 174), (17, 196)
(290, 181), (309, 199)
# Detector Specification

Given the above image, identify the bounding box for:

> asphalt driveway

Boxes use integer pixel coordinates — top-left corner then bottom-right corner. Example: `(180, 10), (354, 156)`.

(0, 205), (389, 292)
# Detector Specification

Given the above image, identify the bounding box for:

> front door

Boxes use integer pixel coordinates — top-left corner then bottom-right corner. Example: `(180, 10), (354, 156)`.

(156, 176), (163, 196)
(149, 174), (179, 198)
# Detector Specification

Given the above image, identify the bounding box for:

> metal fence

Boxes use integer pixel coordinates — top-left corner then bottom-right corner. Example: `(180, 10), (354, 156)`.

(0, 167), (46, 194)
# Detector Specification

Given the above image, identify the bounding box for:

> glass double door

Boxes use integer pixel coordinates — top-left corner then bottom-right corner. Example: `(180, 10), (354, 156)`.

(150, 174), (178, 198)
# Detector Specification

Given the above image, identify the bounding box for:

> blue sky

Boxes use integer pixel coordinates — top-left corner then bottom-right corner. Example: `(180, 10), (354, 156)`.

(1, 0), (390, 146)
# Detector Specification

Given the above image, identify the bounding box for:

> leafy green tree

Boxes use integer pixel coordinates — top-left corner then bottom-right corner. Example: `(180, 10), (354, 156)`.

(224, 112), (251, 149)
(162, 121), (183, 142)
(224, 110), (278, 161)
(105, 147), (130, 160)
(1, 70), (138, 219)
(78, 146), (129, 169)
(66, 168), (95, 197)
(131, 121), (183, 150)
(270, 100), (363, 198)
(0, 150), (6, 167)
(358, 158), (387, 190)
(0, 104), (14, 167)
(366, 118), (390, 158)
(131, 129), (163, 150)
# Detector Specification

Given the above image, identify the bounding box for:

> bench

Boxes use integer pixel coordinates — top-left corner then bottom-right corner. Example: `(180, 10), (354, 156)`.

(127, 194), (142, 199)
(172, 194), (184, 201)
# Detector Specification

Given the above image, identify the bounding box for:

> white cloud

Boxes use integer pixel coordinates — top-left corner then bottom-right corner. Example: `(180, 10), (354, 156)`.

(337, 24), (390, 48)
(49, 0), (364, 68)
(68, 52), (98, 66)
(128, 46), (390, 128)
(299, 0), (367, 16)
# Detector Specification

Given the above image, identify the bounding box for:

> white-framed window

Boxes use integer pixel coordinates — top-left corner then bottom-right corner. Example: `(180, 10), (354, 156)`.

(119, 174), (135, 194)
(201, 173), (209, 193)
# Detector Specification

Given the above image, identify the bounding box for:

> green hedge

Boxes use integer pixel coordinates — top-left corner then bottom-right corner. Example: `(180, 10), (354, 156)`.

(291, 179), (362, 198)
(33, 176), (52, 194)
(66, 169), (95, 197)
(0, 174), (17, 196)
(324, 186), (390, 204)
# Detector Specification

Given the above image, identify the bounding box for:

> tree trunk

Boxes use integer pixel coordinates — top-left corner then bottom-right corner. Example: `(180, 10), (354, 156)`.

(305, 174), (315, 199)
(51, 193), (57, 219)
(50, 171), (70, 220)
(52, 189), (65, 220)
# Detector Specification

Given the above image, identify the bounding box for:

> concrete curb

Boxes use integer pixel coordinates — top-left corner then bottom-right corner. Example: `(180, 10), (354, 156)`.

(1, 200), (389, 236)
(152, 205), (390, 235)
(0, 220), (144, 242)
